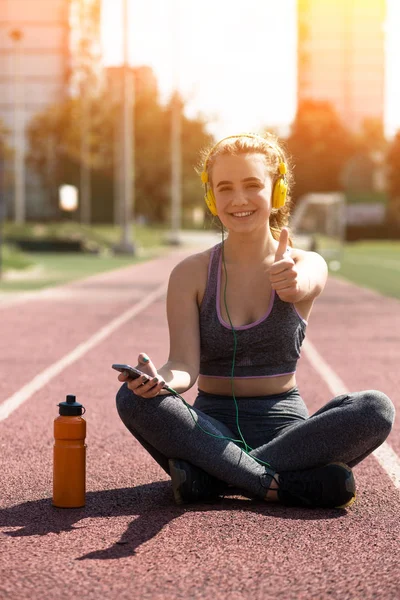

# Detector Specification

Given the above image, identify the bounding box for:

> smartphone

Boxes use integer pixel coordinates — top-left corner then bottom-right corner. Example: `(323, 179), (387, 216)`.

(112, 363), (145, 380)
(112, 363), (172, 393)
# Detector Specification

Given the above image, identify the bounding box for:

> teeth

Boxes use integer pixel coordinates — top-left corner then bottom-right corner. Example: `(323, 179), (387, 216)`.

(232, 211), (254, 217)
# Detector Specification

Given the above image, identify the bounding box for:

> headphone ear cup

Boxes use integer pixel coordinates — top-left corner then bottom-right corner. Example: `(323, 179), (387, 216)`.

(272, 177), (288, 210)
(204, 189), (218, 216)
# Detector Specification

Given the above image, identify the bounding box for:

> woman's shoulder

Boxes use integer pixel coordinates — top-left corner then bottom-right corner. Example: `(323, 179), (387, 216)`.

(169, 245), (218, 287)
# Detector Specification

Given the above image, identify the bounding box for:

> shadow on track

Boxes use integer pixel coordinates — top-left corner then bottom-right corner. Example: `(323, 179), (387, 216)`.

(0, 482), (348, 560)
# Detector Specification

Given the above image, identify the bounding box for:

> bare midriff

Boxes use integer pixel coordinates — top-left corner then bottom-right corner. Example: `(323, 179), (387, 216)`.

(197, 372), (297, 397)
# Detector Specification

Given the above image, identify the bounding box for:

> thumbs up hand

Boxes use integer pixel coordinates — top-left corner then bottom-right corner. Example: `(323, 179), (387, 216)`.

(274, 227), (291, 261)
(269, 227), (300, 303)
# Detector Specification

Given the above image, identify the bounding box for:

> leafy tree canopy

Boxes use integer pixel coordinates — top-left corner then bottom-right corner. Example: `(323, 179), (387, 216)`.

(387, 131), (400, 200)
(284, 100), (356, 202)
(26, 66), (212, 222)
(0, 119), (11, 160)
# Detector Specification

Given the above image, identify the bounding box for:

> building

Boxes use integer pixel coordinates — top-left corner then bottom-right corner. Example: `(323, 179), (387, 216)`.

(297, 0), (386, 132)
(0, 0), (72, 218)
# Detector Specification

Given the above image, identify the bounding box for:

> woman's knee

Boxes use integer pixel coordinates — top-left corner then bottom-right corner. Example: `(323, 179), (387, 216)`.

(116, 382), (139, 424)
(355, 390), (395, 438)
(116, 382), (166, 427)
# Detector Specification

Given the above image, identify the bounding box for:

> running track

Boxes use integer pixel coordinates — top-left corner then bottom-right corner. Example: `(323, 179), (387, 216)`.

(0, 240), (399, 600)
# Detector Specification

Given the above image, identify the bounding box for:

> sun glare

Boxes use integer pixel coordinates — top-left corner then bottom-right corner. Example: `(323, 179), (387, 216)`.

(100, 0), (400, 137)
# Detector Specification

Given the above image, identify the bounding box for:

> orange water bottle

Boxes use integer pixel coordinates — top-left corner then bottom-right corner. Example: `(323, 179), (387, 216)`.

(53, 394), (86, 508)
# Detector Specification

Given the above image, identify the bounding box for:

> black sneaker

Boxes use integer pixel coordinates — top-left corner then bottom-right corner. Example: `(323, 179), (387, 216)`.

(168, 458), (227, 505)
(277, 462), (356, 509)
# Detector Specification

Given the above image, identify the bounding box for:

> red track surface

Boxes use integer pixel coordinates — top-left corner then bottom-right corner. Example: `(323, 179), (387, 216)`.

(0, 246), (399, 600)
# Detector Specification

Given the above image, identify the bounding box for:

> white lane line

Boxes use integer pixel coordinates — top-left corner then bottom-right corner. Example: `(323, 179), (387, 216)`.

(0, 282), (167, 422)
(302, 338), (400, 490)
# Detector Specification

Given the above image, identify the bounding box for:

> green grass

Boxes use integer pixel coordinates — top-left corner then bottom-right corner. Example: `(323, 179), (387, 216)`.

(345, 191), (388, 205)
(0, 252), (158, 291)
(330, 241), (400, 299)
(0, 222), (168, 292)
(2, 222), (400, 300)
(3, 221), (167, 252)
(0, 243), (35, 271)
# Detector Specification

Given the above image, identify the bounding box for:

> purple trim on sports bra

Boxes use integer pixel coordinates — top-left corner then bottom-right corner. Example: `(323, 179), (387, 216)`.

(216, 250), (276, 330)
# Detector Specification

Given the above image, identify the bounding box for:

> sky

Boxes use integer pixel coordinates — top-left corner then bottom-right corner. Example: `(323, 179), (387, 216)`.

(101, 0), (400, 139)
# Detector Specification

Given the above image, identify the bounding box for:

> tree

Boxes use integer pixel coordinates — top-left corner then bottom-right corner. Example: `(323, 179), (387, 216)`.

(284, 100), (355, 203)
(0, 120), (8, 156)
(26, 66), (212, 223)
(133, 84), (212, 223)
(26, 92), (114, 217)
(181, 110), (213, 212)
(74, 0), (103, 223)
(0, 119), (12, 164)
(355, 117), (387, 153)
(0, 119), (11, 218)
(341, 117), (388, 199)
(386, 131), (400, 228)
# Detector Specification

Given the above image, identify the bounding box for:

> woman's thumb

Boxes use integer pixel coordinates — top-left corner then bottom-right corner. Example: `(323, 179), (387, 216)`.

(137, 353), (157, 375)
(274, 227), (289, 261)
(138, 353), (150, 365)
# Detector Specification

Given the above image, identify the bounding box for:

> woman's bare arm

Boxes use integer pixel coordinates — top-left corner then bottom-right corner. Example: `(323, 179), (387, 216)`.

(156, 254), (204, 393)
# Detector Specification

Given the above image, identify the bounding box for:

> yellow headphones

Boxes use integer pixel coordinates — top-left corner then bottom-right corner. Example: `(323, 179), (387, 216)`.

(200, 133), (288, 216)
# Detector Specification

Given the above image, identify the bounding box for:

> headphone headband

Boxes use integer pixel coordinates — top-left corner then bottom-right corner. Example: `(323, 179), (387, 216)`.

(200, 133), (288, 215)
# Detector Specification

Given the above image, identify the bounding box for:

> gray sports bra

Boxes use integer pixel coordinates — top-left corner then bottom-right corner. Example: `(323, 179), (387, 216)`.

(199, 243), (307, 379)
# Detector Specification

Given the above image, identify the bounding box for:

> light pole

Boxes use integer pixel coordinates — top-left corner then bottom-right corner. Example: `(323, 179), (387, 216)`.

(10, 29), (25, 224)
(78, 0), (92, 225)
(167, 0), (182, 245)
(169, 91), (182, 245)
(79, 72), (91, 225)
(113, 99), (123, 227)
(115, 0), (135, 254)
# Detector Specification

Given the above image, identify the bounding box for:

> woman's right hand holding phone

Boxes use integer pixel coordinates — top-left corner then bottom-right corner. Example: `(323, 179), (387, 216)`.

(118, 353), (166, 398)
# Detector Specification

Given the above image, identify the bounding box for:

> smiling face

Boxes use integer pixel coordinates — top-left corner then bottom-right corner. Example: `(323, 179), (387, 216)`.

(211, 153), (273, 232)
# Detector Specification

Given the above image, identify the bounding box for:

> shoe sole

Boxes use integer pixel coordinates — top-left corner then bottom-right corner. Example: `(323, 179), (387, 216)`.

(336, 494), (356, 509)
(332, 462), (356, 509)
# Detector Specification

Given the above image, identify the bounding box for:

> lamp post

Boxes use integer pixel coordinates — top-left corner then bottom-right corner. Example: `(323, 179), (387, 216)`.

(167, 0), (182, 245)
(114, 0), (135, 254)
(78, 0), (94, 225)
(169, 91), (182, 245)
(9, 29), (25, 224)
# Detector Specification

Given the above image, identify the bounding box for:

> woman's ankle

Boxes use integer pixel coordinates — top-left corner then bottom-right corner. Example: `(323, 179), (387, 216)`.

(265, 473), (279, 502)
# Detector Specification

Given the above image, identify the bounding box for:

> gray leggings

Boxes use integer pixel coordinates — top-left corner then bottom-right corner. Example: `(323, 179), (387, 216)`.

(116, 384), (395, 500)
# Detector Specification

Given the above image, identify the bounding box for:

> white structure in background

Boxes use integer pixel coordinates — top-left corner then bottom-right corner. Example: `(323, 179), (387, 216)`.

(291, 193), (347, 268)
(0, 0), (71, 219)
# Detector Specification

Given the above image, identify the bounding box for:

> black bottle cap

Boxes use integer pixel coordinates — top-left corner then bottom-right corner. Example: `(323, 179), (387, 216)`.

(58, 394), (85, 416)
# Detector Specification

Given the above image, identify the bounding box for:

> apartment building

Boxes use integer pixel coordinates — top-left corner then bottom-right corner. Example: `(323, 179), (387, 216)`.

(297, 0), (386, 131)
(0, 0), (71, 217)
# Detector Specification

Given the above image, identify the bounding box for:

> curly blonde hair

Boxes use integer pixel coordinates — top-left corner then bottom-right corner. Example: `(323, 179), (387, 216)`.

(198, 133), (294, 243)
